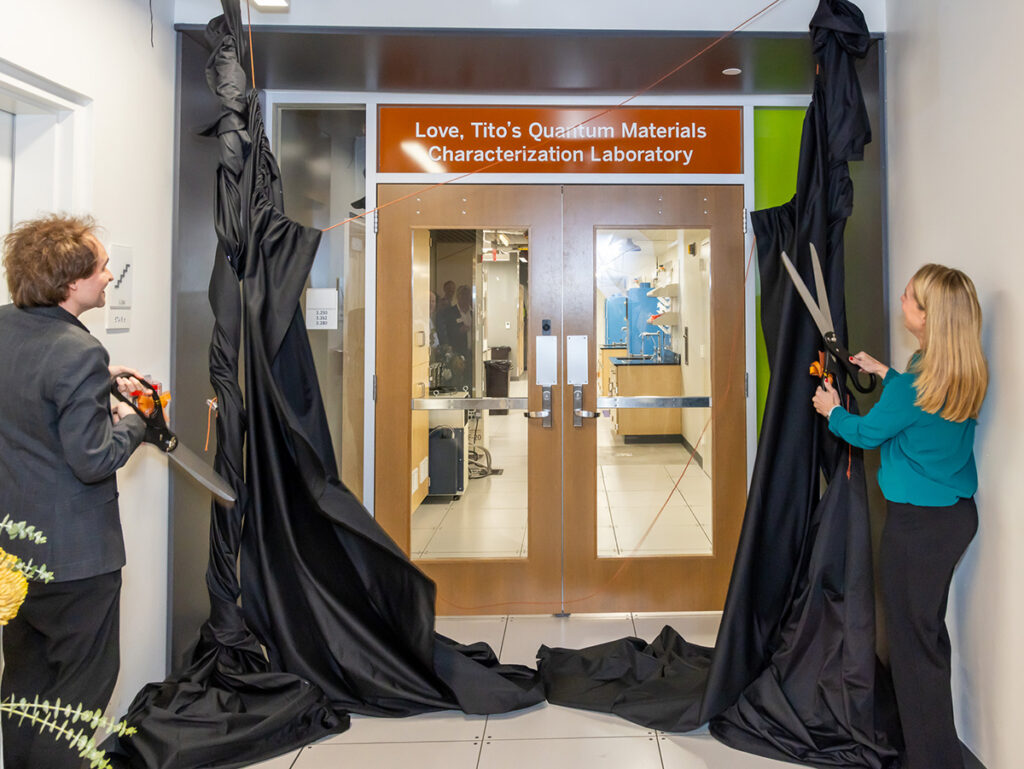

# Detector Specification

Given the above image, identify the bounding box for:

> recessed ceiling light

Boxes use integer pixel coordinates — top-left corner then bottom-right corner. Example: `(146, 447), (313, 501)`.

(722, 67), (742, 76)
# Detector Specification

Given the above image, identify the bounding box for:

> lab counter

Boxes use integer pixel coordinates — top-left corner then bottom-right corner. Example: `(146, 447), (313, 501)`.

(609, 356), (678, 366)
(607, 359), (683, 438)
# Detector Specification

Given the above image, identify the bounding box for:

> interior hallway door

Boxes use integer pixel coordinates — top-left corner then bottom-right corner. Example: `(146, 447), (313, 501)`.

(375, 184), (746, 614)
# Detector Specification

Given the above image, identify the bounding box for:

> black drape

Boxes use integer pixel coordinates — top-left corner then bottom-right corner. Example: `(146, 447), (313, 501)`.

(106, 3), (540, 767)
(104, 7), (345, 768)
(539, 2), (900, 766)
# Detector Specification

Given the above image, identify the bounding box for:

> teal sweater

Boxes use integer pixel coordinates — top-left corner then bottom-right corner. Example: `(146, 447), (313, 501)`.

(828, 365), (978, 506)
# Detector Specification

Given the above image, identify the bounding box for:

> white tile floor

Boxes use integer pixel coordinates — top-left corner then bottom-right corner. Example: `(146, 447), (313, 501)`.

(412, 380), (712, 559)
(241, 612), (801, 769)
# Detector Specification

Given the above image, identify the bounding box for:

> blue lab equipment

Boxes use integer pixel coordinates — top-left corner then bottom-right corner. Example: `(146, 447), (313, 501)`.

(604, 295), (628, 346)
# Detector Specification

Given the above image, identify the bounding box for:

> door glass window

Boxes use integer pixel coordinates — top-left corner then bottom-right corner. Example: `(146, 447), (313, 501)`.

(277, 107), (367, 501)
(411, 228), (530, 560)
(595, 228), (713, 557)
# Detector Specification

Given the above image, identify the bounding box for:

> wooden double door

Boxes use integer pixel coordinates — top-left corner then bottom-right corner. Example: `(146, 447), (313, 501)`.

(376, 184), (745, 614)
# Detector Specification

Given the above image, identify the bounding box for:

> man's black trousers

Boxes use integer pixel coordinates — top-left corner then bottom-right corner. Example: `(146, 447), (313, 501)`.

(881, 498), (977, 769)
(2, 570), (121, 769)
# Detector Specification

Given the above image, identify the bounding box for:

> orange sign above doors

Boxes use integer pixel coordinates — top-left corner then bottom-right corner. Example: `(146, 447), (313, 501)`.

(378, 106), (743, 175)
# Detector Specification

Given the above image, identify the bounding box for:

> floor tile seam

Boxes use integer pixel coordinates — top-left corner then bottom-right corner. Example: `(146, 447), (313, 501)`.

(607, 514), (699, 529)
(434, 498), (455, 529)
(604, 489), (623, 555)
(695, 520), (712, 545)
(474, 728), (486, 769)
(420, 526), (440, 551)
(411, 523), (443, 531)
(421, 545), (524, 553)
(616, 548), (713, 556)
(420, 551), (523, 558)
(614, 519), (694, 552)
(445, 505), (530, 511)
(653, 724), (668, 769)
(479, 734), (657, 742)
(433, 522), (528, 530)
(606, 512), (623, 555)
(429, 532), (527, 543)
(317, 738), (485, 746)
(436, 514), (528, 520)
(428, 529), (526, 539)
(614, 521), (710, 534)
(495, 614), (510, 659)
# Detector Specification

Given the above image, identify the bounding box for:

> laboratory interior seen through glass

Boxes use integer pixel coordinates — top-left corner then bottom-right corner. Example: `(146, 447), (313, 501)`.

(411, 229), (531, 560)
(595, 228), (713, 557)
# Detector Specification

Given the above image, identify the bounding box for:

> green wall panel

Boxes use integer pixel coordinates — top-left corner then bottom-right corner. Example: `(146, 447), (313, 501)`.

(753, 107), (805, 437)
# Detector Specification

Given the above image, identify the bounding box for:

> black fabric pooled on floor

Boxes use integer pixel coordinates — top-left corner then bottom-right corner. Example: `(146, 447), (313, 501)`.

(104, 3), (541, 767)
(539, 2), (901, 766)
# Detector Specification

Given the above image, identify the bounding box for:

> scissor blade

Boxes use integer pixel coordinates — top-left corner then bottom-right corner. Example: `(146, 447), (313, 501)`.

(808, 243), (834, 333)
(166, 442), (237, 507)
(780, 250), (834, 338)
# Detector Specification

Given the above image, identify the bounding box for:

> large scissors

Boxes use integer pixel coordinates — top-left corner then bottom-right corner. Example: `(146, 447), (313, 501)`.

(110, 376), (237, 506)
(780, 243), (877, 394)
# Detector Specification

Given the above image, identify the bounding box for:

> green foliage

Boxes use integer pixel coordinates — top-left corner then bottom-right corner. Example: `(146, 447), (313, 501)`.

(0, 515), (53, 583)
(0, 695), (136, 769)
(0, 515), (47, 545)
(0, 521), (131, 769)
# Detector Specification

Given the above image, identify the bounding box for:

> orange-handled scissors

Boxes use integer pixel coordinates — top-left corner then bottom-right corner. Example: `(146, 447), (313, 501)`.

(780, 243), (877, 394)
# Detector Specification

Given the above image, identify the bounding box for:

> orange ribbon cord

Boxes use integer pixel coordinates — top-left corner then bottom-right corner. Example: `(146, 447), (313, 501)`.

(245, 0), (256, 91)
(318, 0), (785, 234)
(204, 398), (218, 453)
(809, 350), (826, 380)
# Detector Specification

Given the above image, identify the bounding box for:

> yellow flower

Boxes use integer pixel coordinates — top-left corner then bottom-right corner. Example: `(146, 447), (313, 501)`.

(0, 547), (28, 625)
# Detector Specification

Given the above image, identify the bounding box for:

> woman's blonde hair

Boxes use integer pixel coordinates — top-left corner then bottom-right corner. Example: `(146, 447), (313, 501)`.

(907, 264), (988, 421)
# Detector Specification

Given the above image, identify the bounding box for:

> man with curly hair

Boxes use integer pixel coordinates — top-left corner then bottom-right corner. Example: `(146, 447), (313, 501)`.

(0, 213), (147, 768)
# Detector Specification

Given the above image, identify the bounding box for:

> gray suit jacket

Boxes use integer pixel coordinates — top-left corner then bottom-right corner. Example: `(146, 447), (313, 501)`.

(0, 304), (146, 581)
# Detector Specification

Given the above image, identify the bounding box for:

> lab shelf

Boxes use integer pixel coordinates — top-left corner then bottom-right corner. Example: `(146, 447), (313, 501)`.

(646, 282), (680, 298)
(648, 311), (680, 326)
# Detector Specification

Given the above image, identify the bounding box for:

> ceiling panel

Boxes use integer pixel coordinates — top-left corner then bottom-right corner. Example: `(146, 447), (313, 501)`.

(178, 27), (847, 95)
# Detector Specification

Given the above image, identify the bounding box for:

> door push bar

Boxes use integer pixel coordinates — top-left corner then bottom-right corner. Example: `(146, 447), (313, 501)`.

(572, 392), (712, 426)
(410, 394), (710, 412)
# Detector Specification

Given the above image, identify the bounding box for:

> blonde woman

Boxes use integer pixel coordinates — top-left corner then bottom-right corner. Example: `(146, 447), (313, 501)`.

(812, 264), (987, 769)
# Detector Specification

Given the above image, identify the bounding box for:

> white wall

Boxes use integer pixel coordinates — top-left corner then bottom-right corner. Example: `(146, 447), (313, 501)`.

(483, 260), (519, 355)
(175, 0), (886, 33)
(0, 109), (11, 305)
(678, 234), (712, 470)
(886, 1), (1024, 766)
(0, 0), (176, 716)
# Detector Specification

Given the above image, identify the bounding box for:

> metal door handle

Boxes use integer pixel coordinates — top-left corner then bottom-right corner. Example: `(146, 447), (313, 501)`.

(524, 386), (553, 428)
(572, 385), (601, 426)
